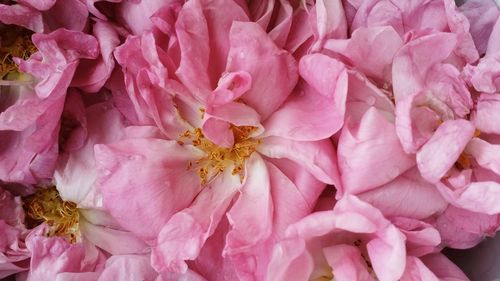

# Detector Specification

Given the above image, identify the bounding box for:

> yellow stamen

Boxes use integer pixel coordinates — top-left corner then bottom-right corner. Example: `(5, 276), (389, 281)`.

(0, 25), (37, 79)
(180, 126), (261, 184)
(23, 186), (80, 243)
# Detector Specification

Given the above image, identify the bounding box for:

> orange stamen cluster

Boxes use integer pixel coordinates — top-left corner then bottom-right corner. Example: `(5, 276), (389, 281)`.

(23, 186), (80, 243)
(0, 25), (37, 79)
(180, 126), (261, 184)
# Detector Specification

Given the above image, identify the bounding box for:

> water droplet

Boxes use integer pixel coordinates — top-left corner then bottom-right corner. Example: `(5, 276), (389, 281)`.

(102, 169), (111, 176)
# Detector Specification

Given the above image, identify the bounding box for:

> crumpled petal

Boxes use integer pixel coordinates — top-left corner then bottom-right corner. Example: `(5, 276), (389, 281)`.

(258, 136), (340, 186)
(359, 168), (447, 219)
(95, 138), (203, 242)
(416, 119), (475, 183)
(323, 26), (403, 83)
(226, 21), (298, 120)
(338, 107), (414, 194)
(151, 169), (240, 274)
(262, 54), (348, 141)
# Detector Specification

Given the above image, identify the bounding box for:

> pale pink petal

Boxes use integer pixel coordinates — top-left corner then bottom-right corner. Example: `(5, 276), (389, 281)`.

(338, 107), (414, 194)
(258, 136), (340, 185)
(416, 119), (475, 183)
(97, 255), (158, 281)
(79, 218), (148, 256)
(226, 21), (298, 119)
(392, 217), (441, 257)
(323, 244), (375, 281)
(310, 0), (348, 51)
(263, 54), (348, 141)
(115, 0), (168, 35)
(352, 0), (448, 36)
(18, 0), (55, 11)
(463, 18), (500, 94)
(95, 139), (203, 242)
(393, 32), (458, 102)
(266, 238), (314, 281)
(394, 91), (442, 154)
(226, 154), (272, 250)
(26, 226), (104, 280)
(55, 102), (126, 206)
(366, 224), (406, 281)
(151, 170), (240, 273)
(443, 0), (479, 64)
(466, 138), (500, 175)
(175, 0), (248, 95)
(323, 26), (403, 83)
(359, 168), (447, 220)
(459, 0), (500, 56)
(475, 94), (500, 135)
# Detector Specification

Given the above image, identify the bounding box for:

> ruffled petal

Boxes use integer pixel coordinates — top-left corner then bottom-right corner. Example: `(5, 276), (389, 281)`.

(95, 139), (203, 242)
(416, 119), (475, 183)
(226, 21), (298, 119)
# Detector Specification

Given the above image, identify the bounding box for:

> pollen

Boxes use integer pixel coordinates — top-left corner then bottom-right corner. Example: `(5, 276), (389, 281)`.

(23, 186), (80, 243)
(180, 125), (261, 184)
(0, 25), (37, 79)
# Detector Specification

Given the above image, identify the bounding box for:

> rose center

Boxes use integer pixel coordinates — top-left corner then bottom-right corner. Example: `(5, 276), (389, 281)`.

(0, 25), (37, 79)
(180, 126), (261, 184)
(23, 186), (80, 243)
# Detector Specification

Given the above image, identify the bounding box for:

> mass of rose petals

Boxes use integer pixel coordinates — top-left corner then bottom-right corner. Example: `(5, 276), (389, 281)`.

(1, 0), (500, 281)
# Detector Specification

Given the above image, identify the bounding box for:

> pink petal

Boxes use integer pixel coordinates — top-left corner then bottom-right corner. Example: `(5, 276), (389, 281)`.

(226, 21), (298, 119)
(434, 205), (498, 249)
(97, 255), (158, 281)
(366, 224), (406, 281)
(400, 256), (439, 281)
(115, 0), (167, 35)
(358, 168), (447, 219)
(258, 137), (341, 186)
(0, 4), (43, 32)
(152, 171), (240, 273)
(475, 94), (500, 135)
(55, 102), (126, 205)
(71, 21), (120, 93)
(26, 226), (103, 280)
(416, 119), (475, 183)
(420, 254), (470, 280)
(17, 0), (55, 11)
(263, 54), (348, 141)
(459, 0), (500, 56)
(393, 32), (457, 102)
(175, 0), (248, 95)
(443, 0), (479, 64)
(466, 138), (500, 175)
(312, 0), (348, 48)
(338, 107), (414, 194)
(226, 154), (273, 251)
(323, 244), (376, 281)
(324, 26), (403, 83)
(266, 238), (314, 281)
(95, 139), (203, 242)
(79, 219), (148, 256)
